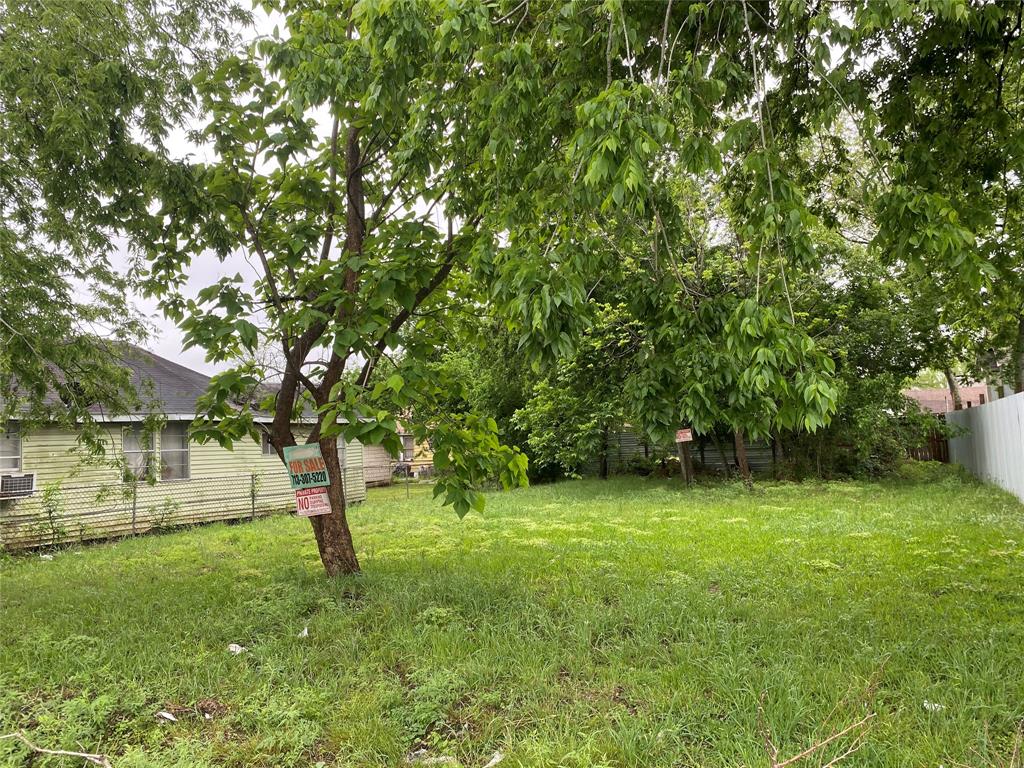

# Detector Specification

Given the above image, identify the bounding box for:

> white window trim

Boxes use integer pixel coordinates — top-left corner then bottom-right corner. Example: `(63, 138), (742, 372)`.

(159, 423), (191, 482)
(122, 424), (155, 482)
(0, 421), (22, 473)
(400, 433), (415, 463)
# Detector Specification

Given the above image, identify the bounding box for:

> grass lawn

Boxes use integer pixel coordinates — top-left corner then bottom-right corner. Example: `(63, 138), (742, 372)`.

(2, 472), (1023, 767)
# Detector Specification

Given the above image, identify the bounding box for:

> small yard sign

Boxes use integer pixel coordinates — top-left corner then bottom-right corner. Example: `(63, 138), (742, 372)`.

(675, 428), (693, 443)
(294, 486), (332, 517)
(283, 444), (332, 517)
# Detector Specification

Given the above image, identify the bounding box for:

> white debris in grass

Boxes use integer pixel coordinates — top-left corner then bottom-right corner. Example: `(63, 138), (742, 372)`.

(405, 750), (456, 766)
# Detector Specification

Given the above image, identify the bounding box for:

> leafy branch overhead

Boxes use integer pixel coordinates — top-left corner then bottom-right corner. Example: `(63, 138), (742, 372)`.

(6, 0), (1013, 574)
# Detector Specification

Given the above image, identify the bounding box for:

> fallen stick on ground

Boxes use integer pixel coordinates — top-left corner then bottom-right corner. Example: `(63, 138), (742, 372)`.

(0, 731), (113, 767)
(758, 690), (876, 768)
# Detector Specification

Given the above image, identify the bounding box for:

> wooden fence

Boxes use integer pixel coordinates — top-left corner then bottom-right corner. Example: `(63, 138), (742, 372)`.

(908, 429), (949, 462)
(947, 391), (1024, 503)
(583, 428), (774, 476)
(590, 424), (956, 476)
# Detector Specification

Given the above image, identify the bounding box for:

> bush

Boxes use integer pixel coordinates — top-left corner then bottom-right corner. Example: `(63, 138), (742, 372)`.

(625, 455), (659, 476)
(783, 374), (946, 479)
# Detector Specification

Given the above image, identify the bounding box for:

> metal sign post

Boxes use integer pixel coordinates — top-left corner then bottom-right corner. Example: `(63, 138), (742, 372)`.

(283, 444), (333, 517)
(675, 428), (694, 487)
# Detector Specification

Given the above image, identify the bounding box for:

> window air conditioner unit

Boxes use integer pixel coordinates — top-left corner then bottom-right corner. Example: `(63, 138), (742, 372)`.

(0, 473), (36, 499)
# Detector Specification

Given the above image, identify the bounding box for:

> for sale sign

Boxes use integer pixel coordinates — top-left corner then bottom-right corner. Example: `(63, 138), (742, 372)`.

(283, 444), (330, 490)
(294, 486), (332, 517)
(283, 444), (332, 517)
(675, 428), (693, 443)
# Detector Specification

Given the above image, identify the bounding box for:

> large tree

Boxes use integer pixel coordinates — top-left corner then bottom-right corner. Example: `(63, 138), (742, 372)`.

(139, 0), (1022, 576)
(859, 0), (1024, 391)
(144, 0), (537, 575)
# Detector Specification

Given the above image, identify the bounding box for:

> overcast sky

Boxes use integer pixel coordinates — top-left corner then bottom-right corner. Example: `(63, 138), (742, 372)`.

(118, 213), (267, 374)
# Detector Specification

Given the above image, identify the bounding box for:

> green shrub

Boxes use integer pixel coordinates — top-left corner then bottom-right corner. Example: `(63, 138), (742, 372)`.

(784, 374), (947, 479)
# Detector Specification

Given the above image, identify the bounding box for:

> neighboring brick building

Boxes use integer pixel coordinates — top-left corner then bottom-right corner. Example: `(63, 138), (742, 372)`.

(904, 385), (989, 414)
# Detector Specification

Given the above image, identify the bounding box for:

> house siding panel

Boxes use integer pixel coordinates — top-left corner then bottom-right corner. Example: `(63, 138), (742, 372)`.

(22, 427), (123, 486)
(363, 443), (393, 487)
(2, 427), (366, 549)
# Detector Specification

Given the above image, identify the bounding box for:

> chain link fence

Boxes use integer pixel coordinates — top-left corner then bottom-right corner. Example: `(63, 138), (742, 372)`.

(1, 472), (299, 550)
(1, 455), (405, 550)
(363, 460), (435, 488)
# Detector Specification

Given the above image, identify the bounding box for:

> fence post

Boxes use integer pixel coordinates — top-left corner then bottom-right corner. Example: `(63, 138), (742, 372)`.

(250, 472), (257, 520)
(130, 482), (138, 535)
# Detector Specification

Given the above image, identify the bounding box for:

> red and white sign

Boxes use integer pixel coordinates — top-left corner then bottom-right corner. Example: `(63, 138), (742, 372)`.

(295, 486), (332, 517)
(675, 428), (693, 443)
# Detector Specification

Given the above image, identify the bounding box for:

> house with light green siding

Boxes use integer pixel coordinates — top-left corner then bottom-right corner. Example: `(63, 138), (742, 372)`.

(0, 348), (366, 549)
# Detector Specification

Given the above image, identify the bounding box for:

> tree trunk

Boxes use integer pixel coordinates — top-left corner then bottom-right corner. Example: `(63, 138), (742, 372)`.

(302, 122), (365, 578)
(344, 125), (364, 286)
(734, 428), (751, 485)
(1016, 316), (1024, 394)
(711, 433), (731, 479)
(309, 437), (360, 576)
(676, 440), (692, 486)
(944, 367), (963, 410)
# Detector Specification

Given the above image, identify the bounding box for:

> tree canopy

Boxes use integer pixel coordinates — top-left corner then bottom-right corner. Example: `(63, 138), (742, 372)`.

(3, 0), (1021, 575)
(0, 0), (248, 446)
(132, 0), (1024, 570)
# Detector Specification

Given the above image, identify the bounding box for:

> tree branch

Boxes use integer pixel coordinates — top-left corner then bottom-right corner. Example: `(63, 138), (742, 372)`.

(0, 731), (112, 767)
(318, 114), (341, 262)
(355, 219), (478, 388)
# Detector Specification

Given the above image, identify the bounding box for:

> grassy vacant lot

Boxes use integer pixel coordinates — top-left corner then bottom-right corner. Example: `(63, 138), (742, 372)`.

(1, 471), (1023, 767)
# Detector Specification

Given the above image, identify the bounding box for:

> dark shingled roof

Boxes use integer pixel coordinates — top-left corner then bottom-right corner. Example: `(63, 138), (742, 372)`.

(117, 346), (214, 417)
(5, 345), (318, 423)
(119, 347), (319, 423)
(0, 345), (215, 420)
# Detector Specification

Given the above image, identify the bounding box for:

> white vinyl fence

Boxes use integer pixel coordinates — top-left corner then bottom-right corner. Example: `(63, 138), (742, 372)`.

(947, 391), (1024, 502)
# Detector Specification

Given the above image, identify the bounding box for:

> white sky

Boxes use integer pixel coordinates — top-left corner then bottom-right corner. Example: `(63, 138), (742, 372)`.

(122, 250), (252, 374)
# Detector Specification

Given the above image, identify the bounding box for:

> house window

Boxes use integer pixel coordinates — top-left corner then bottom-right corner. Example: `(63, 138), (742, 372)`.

(400, 433), (414, 463)
(122, 424), (154, 481)
(0, 421), (21, 472)
(160, 422), (190, 481)
(261, 431), (275, 456)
